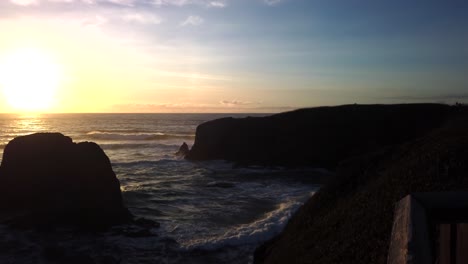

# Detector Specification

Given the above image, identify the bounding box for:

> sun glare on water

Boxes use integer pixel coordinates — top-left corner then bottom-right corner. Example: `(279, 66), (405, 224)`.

(0, 49), (61, 112)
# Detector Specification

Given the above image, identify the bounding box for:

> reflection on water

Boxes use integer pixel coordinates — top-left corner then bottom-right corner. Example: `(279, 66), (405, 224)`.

(14, 114), (47, 133)
(0, 114), (49, 155)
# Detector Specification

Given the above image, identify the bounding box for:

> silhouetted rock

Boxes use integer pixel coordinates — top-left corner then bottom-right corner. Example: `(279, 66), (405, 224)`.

(124, 228), (155, 238)
(186, 104), (452, 168)
(43, 247), (95, 264)
(0, 133), (132, 228)
(254, 113), (468, 264)
(175, 142), (190, 157)
(134, 217), (160, 228)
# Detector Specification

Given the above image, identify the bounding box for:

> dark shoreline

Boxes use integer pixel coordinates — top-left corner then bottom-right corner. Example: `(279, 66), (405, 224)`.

(184, 103), (468, 263)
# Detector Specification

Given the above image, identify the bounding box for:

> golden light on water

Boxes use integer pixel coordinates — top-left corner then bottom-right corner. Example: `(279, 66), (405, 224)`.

(0, 48), (61, 112)
(0, 114), (46, 150)
(15, 114), (46, 131)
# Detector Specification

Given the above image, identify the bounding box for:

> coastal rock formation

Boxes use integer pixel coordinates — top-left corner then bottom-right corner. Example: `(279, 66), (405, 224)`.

(254, 111), (468, 264)
(175, 142), (190, 157)
(186, 104), (451, 168)
(0, 133), (132, 228)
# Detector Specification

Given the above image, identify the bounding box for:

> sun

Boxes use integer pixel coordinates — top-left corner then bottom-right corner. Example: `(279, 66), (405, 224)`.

(0, 49), (61, 112)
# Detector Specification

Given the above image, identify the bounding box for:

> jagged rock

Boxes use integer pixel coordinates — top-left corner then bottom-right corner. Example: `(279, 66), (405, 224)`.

(124, 228), (156, 238)
(0, 133), (132, 228)
(134, 217), (160, 228)
(175, 142), (190, 157)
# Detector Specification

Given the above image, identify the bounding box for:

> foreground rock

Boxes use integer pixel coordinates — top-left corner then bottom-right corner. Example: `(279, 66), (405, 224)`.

(186, 104), (451, 168)
(0, 133), (132, 228)
(254, 111), (468, 264)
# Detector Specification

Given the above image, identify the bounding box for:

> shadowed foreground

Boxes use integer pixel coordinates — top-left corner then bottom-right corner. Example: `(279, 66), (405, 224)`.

(254, 109), (468, 264)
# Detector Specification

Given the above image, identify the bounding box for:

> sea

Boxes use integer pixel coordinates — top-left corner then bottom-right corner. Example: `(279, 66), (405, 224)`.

(0, 113), (323, 264)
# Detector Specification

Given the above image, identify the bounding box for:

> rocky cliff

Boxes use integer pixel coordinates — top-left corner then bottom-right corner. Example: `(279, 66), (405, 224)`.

(254, 109), (468, 264)
(186, 104), (451, 168)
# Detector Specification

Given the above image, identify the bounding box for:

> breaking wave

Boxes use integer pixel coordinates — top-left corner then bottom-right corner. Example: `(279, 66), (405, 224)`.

(179, 193), (314, 251)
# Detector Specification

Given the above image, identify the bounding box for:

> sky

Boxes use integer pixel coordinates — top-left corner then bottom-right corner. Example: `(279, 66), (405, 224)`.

(0, 0), (467, 113)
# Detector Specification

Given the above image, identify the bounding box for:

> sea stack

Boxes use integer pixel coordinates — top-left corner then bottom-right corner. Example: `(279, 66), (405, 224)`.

(176, 142), (190, 157)
(0, 133), (132, 228)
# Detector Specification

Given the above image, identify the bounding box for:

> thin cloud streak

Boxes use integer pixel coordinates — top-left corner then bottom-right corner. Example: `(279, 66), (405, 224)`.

(155, 71), (231, 81)
(80, 15), (107, 27)
(112, 103), (293, 113)
(122, 12), (162, 24)
(263, 0), (281, 6)
(207, 1), (226, 8)
(180, 15), (203, 26)
(151, 0), (226, 8)
(220, 99), (259, 106)
(10, 0), (39, 6)
(7, 0), (228, 7)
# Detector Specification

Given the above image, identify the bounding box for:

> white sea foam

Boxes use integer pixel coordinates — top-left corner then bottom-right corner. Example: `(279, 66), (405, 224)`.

(179, 192), (314, 251)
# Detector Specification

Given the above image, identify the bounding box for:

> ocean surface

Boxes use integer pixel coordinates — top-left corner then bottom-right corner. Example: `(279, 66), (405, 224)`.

(0, 113), (322, 264)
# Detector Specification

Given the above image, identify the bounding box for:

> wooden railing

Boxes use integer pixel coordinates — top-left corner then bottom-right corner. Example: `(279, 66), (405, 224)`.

(387, 193), (468, 264)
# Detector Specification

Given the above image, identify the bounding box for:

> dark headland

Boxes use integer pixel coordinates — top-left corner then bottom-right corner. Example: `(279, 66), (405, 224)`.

(185, 103), (468, 264)
(186, 103), (452, 168)
(0, 133), (133, 229)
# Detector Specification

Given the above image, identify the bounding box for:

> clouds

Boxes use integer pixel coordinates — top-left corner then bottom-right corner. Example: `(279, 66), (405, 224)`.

(112, 100), (287, 113)
(7, 0), (228, 7)
(263, 0), (281, 6)
(122, 12), (162, 24)
(220, 99), (259, 106)
(80, 14), (108, 27)
(152, 0), (226, 8)
(4, 0), (224, 29)
(181, 15), (203, 26)
(10, 0), (39, 6)
(105, 0), (136, 6)
(9, 0), (86, 5)
(1, 0), (466, 114)
(207, 1), (226, 8)
(6, 0), (284, 10)
(78, 11), (161, 28)
(48, 0), (74, 3)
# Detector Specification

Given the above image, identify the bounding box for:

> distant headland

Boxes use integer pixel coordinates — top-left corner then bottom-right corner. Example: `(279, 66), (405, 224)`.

(186, 103), (454, 168)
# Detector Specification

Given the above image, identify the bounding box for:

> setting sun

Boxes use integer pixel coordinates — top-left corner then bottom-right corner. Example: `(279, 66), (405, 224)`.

(0, 48), (61, 112)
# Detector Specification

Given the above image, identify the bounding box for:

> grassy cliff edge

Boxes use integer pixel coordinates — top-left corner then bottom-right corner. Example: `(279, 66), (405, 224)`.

(254, 106), (468, 264)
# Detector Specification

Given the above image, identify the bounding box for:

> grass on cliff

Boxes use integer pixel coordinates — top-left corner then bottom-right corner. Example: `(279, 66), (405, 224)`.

(256, 110), (468, 264)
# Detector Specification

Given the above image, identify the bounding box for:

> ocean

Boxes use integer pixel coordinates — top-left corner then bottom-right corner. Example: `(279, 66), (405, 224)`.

(0, 113), (321, 264)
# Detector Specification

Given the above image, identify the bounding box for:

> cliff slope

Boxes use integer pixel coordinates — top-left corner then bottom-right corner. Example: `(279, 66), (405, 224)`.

(186, 104), (451, 168)
(254, 112), (468, 264)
